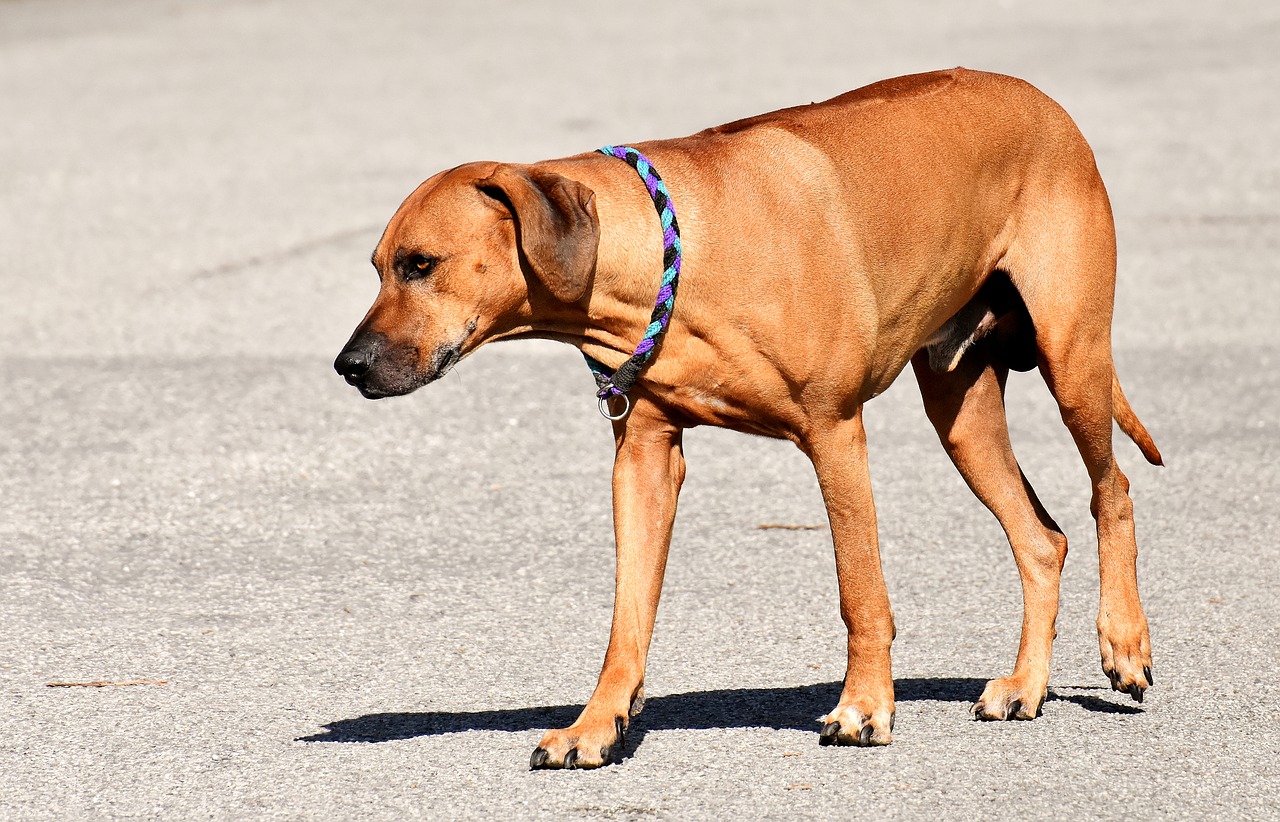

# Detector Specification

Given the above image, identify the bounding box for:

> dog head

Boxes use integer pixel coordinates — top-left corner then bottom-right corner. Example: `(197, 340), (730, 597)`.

(334, 162), (599, 398)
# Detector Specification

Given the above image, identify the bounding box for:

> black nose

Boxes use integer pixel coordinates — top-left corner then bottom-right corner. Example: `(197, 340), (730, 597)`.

(334, 348), (370, 381)
(335, 331), (388, 387)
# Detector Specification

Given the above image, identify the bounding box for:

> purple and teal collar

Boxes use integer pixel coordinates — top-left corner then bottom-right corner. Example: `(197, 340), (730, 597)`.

(584, 145), (684, 420)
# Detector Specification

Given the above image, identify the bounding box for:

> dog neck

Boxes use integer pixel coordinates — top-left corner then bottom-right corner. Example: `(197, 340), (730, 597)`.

(527, 153), (684, 373)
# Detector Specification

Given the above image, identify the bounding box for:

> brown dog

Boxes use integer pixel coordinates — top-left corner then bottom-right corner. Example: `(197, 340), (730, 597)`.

(335, 68), (1161, 768)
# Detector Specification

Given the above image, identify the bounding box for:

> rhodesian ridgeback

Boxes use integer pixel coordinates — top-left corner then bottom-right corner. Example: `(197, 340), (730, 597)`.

(335, 68), (1161, 769)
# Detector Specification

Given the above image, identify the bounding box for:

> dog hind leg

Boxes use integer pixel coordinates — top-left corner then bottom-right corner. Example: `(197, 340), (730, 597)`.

(1004, 187), (1154, 702)
(912, 347), (1067, 720)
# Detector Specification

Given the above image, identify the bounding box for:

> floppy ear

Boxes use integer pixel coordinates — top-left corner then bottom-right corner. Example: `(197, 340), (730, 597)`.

(478, 165), (600, 303)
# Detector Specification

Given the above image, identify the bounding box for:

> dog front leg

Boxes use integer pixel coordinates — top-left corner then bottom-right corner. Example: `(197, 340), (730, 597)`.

(807, 410), (897, 746)
(530, 400), (685, 769)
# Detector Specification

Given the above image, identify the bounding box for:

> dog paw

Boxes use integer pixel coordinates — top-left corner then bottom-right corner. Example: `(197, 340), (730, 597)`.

(530, 716), (627, 770)
(971, 676), (1045, 721)
(818, 698), (894, 747)
(1098, 607), (1153, 703)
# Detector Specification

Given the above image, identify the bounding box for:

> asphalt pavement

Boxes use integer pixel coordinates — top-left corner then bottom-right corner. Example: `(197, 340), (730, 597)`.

(2, 1), (1278, 819)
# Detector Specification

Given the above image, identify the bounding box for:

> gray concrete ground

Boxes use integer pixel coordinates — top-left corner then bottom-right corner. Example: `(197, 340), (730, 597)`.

(2, 0), (1278, 819)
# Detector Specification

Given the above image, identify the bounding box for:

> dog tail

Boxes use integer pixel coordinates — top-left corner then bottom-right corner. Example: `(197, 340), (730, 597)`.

(1112, 371), (1163, 466)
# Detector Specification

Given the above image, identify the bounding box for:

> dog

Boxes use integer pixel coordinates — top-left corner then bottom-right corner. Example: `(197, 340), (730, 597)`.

(335, 68), (1161, 769)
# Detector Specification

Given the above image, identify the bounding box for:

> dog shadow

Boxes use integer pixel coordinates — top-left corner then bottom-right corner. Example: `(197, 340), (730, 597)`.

(298, 677), (1140, 748)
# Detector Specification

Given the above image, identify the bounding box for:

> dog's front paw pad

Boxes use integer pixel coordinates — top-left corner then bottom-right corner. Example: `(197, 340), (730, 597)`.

(817, 706), (893, 746)
(971, 677), (1045, 721)
(971, 698), (1038, 721)
(601, 717), (626, 763)
(530, 717), (627, 770)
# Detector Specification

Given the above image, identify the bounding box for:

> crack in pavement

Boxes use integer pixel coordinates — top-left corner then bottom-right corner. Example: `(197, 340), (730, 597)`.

(190, 224), (381, 281)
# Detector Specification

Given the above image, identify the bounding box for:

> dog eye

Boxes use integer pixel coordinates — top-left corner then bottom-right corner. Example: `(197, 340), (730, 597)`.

(403, 254), (438, 281)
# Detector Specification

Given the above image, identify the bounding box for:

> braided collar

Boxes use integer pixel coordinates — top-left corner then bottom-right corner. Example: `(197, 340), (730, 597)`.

(583, 145), (684, 419)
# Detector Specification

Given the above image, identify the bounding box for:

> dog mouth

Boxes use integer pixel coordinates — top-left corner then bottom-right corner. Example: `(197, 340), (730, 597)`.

(355, 382), (394, 400)
(421, 318), (478, 384)
(338, 319), (478, 399)
(428, 343), (463, 381)
(359, 329), (474, 398)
